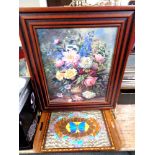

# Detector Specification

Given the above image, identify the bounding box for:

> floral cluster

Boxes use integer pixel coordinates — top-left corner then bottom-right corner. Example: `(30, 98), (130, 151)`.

(48, 30), (109, 101)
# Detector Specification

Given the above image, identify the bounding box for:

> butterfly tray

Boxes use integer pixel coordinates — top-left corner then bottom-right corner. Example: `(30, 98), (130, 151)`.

(33, 110), (121, 153)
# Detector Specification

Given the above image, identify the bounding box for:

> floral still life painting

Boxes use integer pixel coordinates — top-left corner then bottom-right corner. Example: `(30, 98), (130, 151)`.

(37, 27), (117, 102)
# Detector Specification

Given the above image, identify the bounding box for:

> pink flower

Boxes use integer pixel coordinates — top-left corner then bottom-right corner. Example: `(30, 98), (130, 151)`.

(89, 70), (97, 76)
(54, 39), (60, 44)
(84, 76), (98, 87)
(94, 54), (105, 63)
(92, 63), (99, 70)
(73, 62), (78, 68)
(55, 60), (64, 68)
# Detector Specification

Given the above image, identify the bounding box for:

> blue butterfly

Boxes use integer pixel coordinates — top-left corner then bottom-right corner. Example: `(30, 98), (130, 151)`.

(68, 122), (86, 133)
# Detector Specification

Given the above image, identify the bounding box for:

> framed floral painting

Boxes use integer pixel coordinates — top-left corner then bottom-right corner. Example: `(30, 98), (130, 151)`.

(37, 28), (117, 102)
(19, 6), (135, 110)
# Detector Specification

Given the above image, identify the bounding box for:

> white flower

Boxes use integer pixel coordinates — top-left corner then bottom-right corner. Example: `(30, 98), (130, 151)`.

(72, 95), (83, 101)
(57, 93), (63, 98)
(82, 91), (96, 99)
(68, 99), (72, 102)
(63, 50), (80, 64)
(79, 57), (93, 69)
(64, 84), (71, 89)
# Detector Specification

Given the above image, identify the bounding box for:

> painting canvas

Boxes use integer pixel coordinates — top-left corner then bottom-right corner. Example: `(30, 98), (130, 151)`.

(37, 27), (117, 102)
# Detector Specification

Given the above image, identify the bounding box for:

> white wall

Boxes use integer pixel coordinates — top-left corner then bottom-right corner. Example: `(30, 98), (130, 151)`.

(19, 0), (47, 7)
(19, 0), (47, 46)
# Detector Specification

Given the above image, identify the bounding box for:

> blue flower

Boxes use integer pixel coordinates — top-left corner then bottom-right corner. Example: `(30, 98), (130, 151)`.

(79, 34), (93, 57)
(53, 51), (63, 59)
(46, 50), (52, 56)
(79, 46), (88, 57)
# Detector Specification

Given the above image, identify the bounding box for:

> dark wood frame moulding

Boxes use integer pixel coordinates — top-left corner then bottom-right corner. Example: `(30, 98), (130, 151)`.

(19, 6), (135, 111)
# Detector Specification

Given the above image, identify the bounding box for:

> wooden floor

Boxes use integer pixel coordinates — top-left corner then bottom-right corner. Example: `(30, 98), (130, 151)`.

(19, 104), (135, 154)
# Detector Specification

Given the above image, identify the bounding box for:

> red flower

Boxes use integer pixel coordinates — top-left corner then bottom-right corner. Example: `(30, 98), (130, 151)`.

(73, 63), (78, 68)
(89, 70), (97, 76)
(78, 68), (85, 75)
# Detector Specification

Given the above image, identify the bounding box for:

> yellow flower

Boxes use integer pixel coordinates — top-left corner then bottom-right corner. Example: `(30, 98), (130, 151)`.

(56, 71), (64, 81)
(64, 68), (77, 80)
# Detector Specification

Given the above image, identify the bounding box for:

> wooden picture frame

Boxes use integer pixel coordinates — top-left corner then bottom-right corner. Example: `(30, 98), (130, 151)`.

(19, 6), (135, 111)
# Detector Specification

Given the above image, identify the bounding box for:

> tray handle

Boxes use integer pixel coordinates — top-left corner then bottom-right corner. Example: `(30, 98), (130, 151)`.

(33, 112), (50, 153)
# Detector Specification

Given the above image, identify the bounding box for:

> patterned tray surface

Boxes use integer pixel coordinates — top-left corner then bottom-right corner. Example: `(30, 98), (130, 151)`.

(44, 110), (111, 149)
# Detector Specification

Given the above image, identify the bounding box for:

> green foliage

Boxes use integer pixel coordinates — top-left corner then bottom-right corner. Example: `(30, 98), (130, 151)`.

(92, 78), (106, 97)
(76, 74), (87, 85)
(98, 64), (105, 72)
(97, 47), (106, 56)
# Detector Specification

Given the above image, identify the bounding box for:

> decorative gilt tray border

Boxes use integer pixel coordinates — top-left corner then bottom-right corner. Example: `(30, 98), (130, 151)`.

(33, 110), (121, 153)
